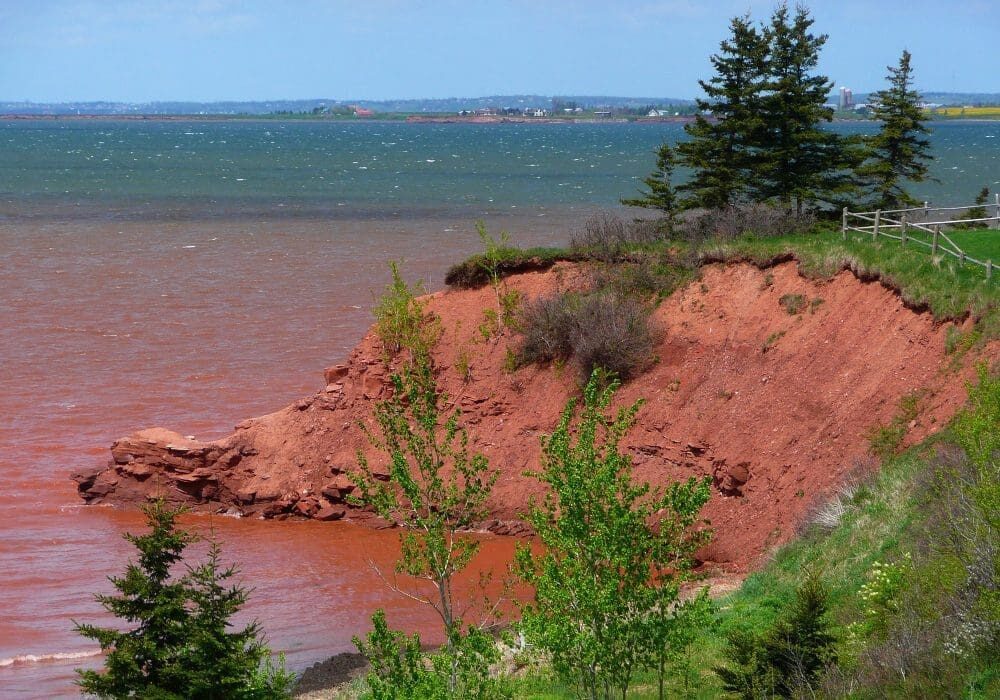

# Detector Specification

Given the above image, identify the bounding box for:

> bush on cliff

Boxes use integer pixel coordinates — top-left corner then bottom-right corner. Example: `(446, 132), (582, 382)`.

(517, 290), (657, 381)
(74, 499), (293, 699)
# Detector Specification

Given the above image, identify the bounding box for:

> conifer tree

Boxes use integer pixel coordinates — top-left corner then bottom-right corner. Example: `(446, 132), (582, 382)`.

(676, 14), (768, 209)
(858, 49), (933, 210)
(754, 4), (851, 212)
(75, 500), (293, 699)
(621, 143), (678, 223)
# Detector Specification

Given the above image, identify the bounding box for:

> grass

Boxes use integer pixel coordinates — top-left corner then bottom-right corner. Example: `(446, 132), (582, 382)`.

(447, 225), (1000, 342)
(699, 226), (1000, 338)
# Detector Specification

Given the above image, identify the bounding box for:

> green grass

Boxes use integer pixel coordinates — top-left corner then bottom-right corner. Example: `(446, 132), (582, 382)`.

(699, 226), (1000, 338)
(446, 226), (1000, 339)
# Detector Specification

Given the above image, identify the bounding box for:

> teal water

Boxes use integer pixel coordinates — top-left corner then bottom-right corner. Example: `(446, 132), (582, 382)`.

(2, 119), (997, 222)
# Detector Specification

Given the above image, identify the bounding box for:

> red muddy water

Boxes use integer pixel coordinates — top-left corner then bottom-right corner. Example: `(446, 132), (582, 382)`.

(0, 214), (574, 697)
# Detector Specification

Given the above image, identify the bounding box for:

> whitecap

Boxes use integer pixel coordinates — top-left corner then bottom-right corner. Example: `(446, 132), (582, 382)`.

(425, 159), (436, 163)
(183, 245), (196, 249)
(0, 650), (102, 667)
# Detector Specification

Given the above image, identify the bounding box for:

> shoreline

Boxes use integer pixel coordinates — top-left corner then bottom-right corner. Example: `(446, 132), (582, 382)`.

(3, 113), (997, 124)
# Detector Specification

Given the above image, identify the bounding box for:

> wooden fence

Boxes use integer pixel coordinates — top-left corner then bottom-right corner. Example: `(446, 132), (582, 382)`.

(841, 195), (1000, 280)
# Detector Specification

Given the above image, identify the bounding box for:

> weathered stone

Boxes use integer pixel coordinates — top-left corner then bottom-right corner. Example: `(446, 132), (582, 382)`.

(324, 364), (349, 384)
(315, 505), (346, 521)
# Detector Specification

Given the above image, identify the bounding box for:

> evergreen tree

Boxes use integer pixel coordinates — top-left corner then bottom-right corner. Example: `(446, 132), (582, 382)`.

(754, 4), (851, 212)
(858, 49), (933, 210)
(715, 573), (836, 699)
(75, 500), (293, 699)
(676, 14), (768, 209)
(621, 143), (678, 222)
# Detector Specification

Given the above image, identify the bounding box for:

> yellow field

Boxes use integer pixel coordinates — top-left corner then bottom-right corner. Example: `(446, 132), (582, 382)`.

(929, 106), (1000, 117)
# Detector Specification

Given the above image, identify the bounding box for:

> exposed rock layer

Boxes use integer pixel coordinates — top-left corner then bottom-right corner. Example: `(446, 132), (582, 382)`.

(75, 261), (997, 569)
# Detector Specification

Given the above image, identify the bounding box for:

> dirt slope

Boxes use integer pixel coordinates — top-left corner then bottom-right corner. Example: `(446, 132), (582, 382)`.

(75, 261), (997, 570)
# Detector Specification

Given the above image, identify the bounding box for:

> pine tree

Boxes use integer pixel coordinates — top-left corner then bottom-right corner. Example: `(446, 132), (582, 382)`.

(754, 4), (850, 212)
(75, 500), (196, 698)
(75, 500), (293, 699)
(181, 540), (295, 699)
(858, 49), (933, 210)
(676, 14), (768, 209)
(621, 143), (678, 222)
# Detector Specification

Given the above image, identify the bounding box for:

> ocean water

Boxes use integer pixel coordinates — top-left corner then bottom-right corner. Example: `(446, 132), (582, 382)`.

(0, 118), (997, 697)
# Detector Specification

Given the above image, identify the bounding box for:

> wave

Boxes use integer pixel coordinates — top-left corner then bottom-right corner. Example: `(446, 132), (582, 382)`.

(0, 649), (101, 668)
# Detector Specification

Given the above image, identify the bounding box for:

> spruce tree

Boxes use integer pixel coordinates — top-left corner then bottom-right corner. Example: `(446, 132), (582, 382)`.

(75, 500), (293, 699)
(621, 143), (678, 222)
(858, 49), (933, 210)
(754, 4), (850, 212)
(676, 14), (768, 209)
(75, 500), (196, 697)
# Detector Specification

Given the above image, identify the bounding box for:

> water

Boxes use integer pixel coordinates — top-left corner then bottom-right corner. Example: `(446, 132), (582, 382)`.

(1, 118), (997, 697)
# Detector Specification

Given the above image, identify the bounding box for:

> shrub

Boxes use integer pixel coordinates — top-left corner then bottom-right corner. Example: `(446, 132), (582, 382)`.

(517, 291), (656, 381)
(516, 371), (712, 700)
(373, 261), (440, 360)
(779, 293), (807, 315)
(589, 256), (695, 302)
(570, 292), (656, 381)
(349, 355), (503, 696)
(516, 292), (578, 366)
(570, 210), (668, 262)
(683, 204), (816, 242)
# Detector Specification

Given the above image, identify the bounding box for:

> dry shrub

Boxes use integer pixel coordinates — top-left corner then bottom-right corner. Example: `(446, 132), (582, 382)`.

(571, 211), (668, 261)
(570, 293), (656, 381)
(517, 293), (577, 365)
(682, 204), (816, 241)
(517, 291), (656, 381)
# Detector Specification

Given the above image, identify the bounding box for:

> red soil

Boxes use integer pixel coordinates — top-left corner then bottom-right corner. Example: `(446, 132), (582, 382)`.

(75, 261), (998, 571)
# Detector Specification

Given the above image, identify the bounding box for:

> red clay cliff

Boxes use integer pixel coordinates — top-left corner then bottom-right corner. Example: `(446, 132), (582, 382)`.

(75, 261), (997, 570)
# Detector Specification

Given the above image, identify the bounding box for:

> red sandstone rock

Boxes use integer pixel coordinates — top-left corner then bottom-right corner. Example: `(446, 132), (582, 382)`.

(315, 505), (347, 521)
(76, 262), (999, 570)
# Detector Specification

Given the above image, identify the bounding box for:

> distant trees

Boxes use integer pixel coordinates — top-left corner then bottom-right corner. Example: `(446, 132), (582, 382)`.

(752, 5), (852, 212)
(676, 13), (768, 209)
(74, 500), (293, 699)
(633, 5), (934, 218)
(857, 50), (934, 210)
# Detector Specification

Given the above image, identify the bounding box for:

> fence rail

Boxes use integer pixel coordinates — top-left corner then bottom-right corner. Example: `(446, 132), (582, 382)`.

(841, 195), (1000, 280)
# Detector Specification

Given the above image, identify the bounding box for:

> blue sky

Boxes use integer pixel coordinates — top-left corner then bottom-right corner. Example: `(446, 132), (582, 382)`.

(0, 0), (995, 102)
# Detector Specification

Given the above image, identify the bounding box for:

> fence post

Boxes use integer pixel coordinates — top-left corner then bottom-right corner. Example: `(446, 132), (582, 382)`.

(995, 193), (1000, 230)
(901, 213), (908, 246)
(842, 206), (848, 239)
(932, 225), (940, 256)
(873, 209), (880, 241)
(923, 201), (929, 222)
(988, 260), (993, 280)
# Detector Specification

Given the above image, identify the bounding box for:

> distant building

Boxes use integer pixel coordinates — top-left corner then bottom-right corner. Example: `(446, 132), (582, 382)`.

(474, 108), (497, 117)
(523, 108), (548, 117)
(838, 87), (853, 110)
(647, 109), (671, 117)
(353, 107), (374, 117)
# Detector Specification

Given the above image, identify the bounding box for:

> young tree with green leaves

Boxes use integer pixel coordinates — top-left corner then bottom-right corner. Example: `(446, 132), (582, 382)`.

(350, 355), (506, 697)
(676, 14), (769, 209)
(515, 370), (712, 700)
(621, 143), (679, 224)
(858, 50), (933, 210)
(754, 4), (852, 212)
(75, 500), (293, 700)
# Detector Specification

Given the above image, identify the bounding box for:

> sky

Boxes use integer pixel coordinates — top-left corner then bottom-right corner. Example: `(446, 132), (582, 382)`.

(0, 0), (996, 103)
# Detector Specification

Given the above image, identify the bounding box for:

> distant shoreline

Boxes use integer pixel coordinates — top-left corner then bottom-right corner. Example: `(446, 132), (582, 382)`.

(3, 113), (997, 124)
